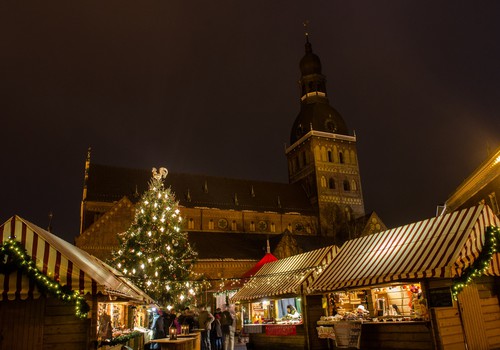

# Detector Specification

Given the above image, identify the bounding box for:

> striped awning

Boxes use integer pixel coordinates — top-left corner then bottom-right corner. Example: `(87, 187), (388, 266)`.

(231, 245), (338, 302)
(308, 205), (500, 293)
(0, 215), (152, 303)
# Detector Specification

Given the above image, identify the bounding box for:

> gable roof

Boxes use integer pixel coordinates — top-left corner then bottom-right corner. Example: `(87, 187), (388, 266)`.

(0, 216), (152, 303)
(308, 205), (500, 293)
(231, 245), (338, 302)
(85, 163), (315, 214)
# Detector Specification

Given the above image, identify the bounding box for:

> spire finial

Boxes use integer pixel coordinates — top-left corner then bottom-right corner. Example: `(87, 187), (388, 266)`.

(303, 20), (310, 41)
(303, 20), (312, 53)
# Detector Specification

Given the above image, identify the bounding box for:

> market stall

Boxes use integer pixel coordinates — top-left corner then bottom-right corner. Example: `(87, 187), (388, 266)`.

(231, 245), (338, 350)
(308, 204), (500, 350)
(0, 215), (154, 350)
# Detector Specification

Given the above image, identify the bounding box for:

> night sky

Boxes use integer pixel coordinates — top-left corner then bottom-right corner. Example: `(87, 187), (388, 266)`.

(1, 1), (499, 243)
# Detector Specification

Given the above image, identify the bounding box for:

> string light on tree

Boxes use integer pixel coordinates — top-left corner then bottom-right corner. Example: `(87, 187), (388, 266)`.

(110, 167), (200, 307)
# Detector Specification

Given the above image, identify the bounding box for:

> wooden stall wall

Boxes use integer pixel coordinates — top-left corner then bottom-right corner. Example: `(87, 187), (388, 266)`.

(428, 280), (466, 350)
(0, 297), (45, 349)
(476, 277), (500, 349)
(0, 296), (90, 350)
(304, 294), (328, 350)
(43, 296), (90, 350)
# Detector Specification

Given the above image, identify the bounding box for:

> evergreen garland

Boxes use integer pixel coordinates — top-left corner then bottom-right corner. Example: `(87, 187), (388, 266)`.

(98, 330), (143, 347)
(0, 239), (90, 318)
(452, 226), (500, 300)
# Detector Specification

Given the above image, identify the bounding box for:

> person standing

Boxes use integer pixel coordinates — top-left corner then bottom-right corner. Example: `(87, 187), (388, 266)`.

(221, 304), (235, 350)
(198, 304), (214, 350)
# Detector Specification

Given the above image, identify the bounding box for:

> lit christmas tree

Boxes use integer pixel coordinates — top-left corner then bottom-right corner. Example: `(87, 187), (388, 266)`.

(110, 167), (199, 307)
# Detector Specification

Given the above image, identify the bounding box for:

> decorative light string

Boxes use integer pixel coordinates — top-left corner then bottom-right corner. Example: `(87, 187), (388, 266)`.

(0, 239), (90, 318)
(452, 225), (500, 300)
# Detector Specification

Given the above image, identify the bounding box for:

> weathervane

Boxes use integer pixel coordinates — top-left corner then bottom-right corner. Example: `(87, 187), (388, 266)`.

(152, 167), (168, 180)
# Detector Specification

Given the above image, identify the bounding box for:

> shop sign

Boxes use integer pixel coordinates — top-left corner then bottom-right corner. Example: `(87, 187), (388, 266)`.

(265, 325), (296, 336)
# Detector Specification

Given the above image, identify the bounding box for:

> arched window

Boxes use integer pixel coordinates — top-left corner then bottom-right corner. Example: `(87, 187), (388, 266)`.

(314, 146), (321, 161)
(188, 218), (195, 229)
(231, 220), (237, 231)
(339, 151), (344, 164)
(208, 219), (214, 230)
(270, 222), (276, 233)
(350, 150), (356, 165)
(327, 150), (333, 162)
(250, 221), (255, 232)
(320, 176), (327, 188)
(320, 147), (327, 162)
(351, 180), (357, 191)
(345, 150), (351, 164)
(343, 180), (350, 191)
(329, 178), (335, 189)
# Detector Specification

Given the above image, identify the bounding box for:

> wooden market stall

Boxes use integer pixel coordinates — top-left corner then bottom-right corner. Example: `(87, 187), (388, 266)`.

(231, 245), (338, 350)
(308, 204), (500, 350)
(0, 215), (154, 350)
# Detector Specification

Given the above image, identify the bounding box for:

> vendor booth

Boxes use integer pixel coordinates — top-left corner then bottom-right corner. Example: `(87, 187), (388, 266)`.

(0, 216), (153, 350)
(308, 204), (500, 350)
(231, 245), (338, 350)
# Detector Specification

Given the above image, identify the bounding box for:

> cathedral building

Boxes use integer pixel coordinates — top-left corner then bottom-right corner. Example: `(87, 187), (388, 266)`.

(75, 36), (385, 283)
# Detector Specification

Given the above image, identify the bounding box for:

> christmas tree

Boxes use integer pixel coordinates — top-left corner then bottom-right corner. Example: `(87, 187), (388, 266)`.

(110, 167), (199, 307)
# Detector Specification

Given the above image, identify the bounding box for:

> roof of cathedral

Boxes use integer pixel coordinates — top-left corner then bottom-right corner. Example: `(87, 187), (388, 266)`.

(85, 163), (315, 214)
(188, 231), (337, 260)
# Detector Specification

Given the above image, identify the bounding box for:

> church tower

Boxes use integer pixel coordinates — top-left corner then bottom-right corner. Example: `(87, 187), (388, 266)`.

(286, 35), (365, 242)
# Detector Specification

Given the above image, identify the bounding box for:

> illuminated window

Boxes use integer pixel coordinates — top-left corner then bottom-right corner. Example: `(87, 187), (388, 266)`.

(320, 176), (327, 188)
(188, 218), (194, 229)
(208, 219), (214, 230)
(351, 180), (357, 191)
(231, 221), (237, 231)
(250, 221), (255, 232)
(321, 147), (327, 161)
(270, 223), (276, 233)
(345, 150), (351, 164)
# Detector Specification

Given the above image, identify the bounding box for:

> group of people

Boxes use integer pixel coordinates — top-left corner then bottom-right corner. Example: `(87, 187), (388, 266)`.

(198, 303), (236, 350)
(147, 307), (196, 349)
(147, 304), (236, 350)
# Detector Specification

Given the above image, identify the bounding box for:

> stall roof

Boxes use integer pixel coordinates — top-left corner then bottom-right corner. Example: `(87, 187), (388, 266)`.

(0, 216), (153, 303)
(308, 205), (500, 293)
(231, 245), (338, 302)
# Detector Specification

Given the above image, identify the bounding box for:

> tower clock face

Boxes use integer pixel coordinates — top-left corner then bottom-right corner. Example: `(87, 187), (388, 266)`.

(258, 221), (267, 231)
(218, 219), (228, 229)
(325, 120), (337, 132)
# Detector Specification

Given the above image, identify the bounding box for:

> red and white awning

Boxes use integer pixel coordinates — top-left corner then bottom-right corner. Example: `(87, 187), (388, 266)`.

(231, 245), (338, 302)
(308, 205), (500, 293)
(0, 216), (152, 303)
